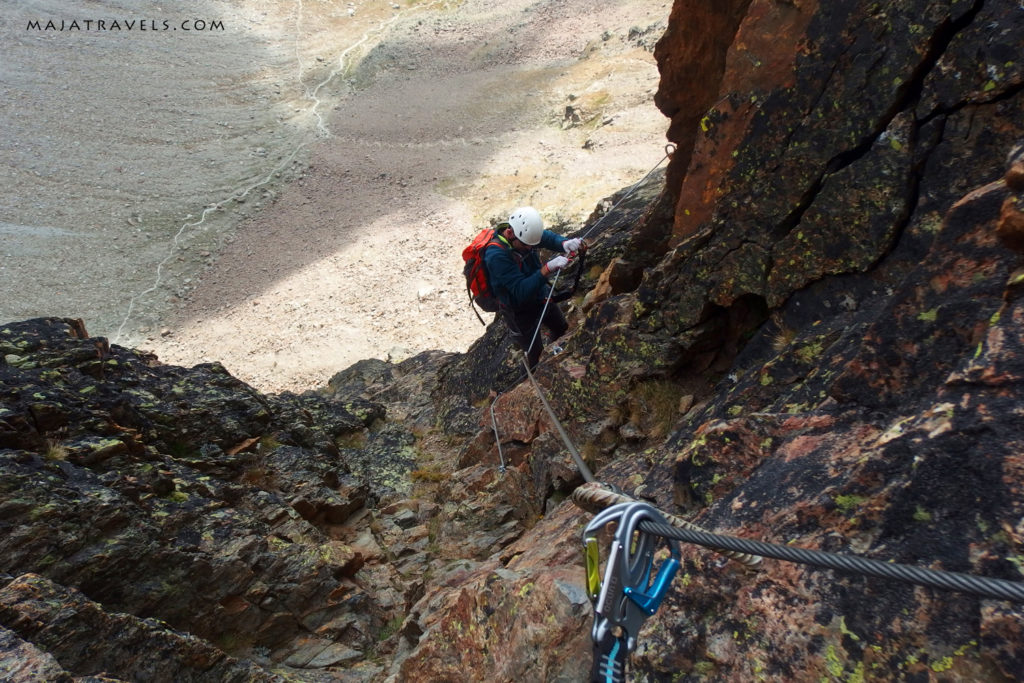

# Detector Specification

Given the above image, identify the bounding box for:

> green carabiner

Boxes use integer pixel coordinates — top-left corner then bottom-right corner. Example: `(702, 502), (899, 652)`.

(585, 535), (602, 601)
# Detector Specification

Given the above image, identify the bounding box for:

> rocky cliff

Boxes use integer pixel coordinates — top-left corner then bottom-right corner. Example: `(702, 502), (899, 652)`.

(3, 0), (1024, 681)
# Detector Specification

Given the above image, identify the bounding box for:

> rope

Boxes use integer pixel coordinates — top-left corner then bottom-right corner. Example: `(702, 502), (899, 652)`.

(635, 521), (1024, 603)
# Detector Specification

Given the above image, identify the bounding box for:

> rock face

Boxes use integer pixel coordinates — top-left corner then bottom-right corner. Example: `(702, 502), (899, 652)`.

(0, 318), (402, 680)
(3, 0), (1024, 681)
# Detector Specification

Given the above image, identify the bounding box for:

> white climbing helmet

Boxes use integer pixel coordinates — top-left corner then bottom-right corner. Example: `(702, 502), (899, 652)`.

(508, 206), (544, 246)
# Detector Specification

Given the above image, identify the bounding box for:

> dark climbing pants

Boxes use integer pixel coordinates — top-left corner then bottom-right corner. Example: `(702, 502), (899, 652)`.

(503, 300), (568, 368)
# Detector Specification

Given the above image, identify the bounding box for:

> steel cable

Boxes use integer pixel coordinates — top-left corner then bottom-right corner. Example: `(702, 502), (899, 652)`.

(636, 521), (1024, 603)
(571, 482), (761, 567)
(484, 141), (1024, 605)
(524, 357), (597, 483)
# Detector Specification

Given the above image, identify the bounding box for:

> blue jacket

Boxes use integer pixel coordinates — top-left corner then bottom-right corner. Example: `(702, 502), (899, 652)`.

(483, 228), (567, 310)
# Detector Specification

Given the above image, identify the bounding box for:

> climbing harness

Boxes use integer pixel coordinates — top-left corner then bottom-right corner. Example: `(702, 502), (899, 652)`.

(584, 502), (680, 683)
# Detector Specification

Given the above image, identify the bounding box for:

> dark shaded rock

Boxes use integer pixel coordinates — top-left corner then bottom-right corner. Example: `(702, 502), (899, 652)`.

(0, 318), (409, 679)
(0, 574), (280, 682)
(0, 622), (92, 683)
(396, 1), (1024, 679)
(325, 358), (396, 399)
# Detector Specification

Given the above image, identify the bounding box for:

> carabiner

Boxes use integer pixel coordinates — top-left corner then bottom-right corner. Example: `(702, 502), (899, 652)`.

(582, 502), (681, 682)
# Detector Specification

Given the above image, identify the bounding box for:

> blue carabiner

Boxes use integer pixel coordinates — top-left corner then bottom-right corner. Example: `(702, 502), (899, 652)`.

(623, 554), (680, 615)
(582, 501), (681, 682)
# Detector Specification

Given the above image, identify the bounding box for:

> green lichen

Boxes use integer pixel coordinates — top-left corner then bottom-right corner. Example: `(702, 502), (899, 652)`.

(917, 308), (939, 323)
(259, 434), (282, 452)
(839, 617), (860, 642)
(833, 494), (867, 514)
(912, 506), (932, 522)
(691, 661), (716, 677)
(795, 340), (824, 364)
(825, 644), (844, 678)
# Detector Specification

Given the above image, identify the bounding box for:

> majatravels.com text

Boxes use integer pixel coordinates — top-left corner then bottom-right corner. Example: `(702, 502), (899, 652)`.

(26, 18), (225, 32)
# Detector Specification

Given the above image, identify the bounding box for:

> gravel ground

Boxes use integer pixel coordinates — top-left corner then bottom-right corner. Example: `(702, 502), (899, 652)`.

(1, 0), (670, 392)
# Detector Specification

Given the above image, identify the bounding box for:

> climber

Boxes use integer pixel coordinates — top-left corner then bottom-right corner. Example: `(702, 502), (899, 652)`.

(483, 206), (586, 368)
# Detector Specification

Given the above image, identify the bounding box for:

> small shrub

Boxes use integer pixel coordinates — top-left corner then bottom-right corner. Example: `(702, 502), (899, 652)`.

(378, 615), (405, 642)
(258, 434), (282, 453)
(771, 321), (797, 352)
(241, 465), (277, 489)
(631, 380), (685, 439)
(44, 440), (69, 461)
(411, 468), (448, 483)
(335, 430), (367, 449)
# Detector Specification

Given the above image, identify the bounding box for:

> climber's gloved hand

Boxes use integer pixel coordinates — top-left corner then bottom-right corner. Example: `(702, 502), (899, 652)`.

(562, 238), (584, 254)
(543, 255), (570, 277)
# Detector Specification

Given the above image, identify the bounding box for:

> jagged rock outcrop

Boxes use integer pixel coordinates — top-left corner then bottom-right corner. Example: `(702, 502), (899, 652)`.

(0, 318), (407, 680)
(0, 317), (584, 681)
(634, 150), (1024, 681)
(0, 573), (280, 683)
(380, 143), (1024, 683)
(395, 0), (1024, 679)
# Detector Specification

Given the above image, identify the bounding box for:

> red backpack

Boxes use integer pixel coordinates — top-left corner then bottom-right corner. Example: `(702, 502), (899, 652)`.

(462, 226), (509, 324)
